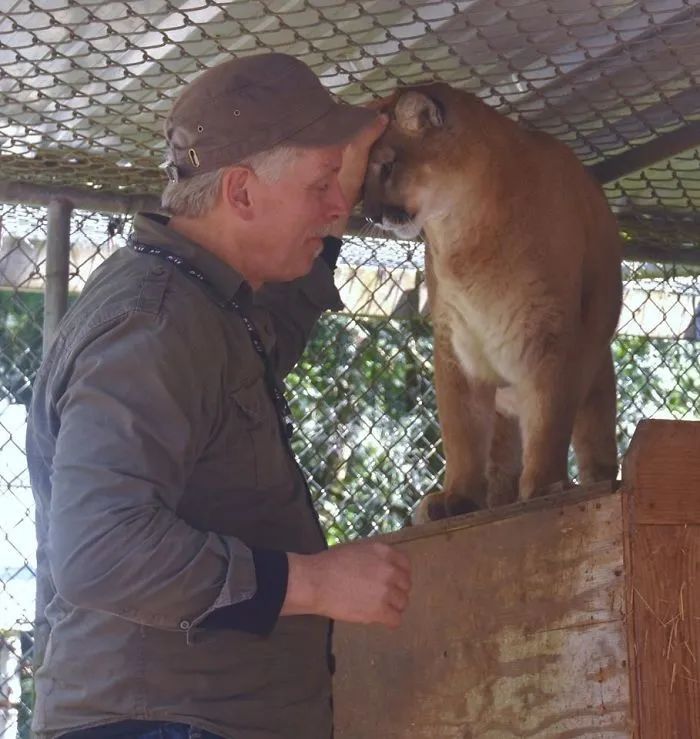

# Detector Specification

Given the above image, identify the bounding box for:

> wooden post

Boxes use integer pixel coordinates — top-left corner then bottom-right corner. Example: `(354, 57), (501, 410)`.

(622, 419), (700, 738)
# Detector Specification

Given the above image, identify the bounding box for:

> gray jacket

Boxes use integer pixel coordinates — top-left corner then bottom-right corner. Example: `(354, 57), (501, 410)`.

(26, 213), (343, 738)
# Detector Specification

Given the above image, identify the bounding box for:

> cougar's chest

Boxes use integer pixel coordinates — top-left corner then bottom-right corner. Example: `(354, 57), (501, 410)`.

(430, 250), (515, 386)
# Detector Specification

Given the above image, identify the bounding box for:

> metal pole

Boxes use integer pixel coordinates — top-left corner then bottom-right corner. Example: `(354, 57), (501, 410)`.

(34, 198), (72, 676)
(42, 198), (72, 355)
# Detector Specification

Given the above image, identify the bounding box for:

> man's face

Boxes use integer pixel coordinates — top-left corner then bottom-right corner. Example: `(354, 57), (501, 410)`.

(248, 145), (348, 283)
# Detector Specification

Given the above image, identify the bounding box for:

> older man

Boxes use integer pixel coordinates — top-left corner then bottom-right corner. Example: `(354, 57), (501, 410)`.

(27, 53), (411, 739)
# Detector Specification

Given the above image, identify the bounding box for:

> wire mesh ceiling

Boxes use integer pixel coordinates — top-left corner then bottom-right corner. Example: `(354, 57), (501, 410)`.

(1, 0), (699, 257)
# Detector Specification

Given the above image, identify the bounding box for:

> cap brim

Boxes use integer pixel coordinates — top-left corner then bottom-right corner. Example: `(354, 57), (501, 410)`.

(286, 101), (376, 148)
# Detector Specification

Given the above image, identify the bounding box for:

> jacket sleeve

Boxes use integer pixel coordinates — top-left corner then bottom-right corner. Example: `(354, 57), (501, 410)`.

(47, 308), (287, 635)
(254, 236), (344, 379)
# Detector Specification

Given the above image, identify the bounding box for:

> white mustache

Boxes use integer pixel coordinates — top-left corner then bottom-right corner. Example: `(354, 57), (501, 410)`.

(311, 223), (335, 238)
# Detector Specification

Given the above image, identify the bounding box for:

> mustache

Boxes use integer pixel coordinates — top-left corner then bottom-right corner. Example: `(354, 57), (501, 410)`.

(311, 222), (335, 238)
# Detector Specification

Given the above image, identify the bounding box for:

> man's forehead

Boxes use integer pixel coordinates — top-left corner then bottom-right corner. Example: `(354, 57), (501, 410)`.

(305, 144), (344, 170)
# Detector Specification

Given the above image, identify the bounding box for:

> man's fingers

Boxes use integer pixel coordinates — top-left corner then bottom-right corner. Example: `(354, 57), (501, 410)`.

(348, 113), (388, 152)
(363, 94), (393, 111)
(392, 570), (412, 594)
(387, 586), (410, 613)
(387, 548), (411, 576)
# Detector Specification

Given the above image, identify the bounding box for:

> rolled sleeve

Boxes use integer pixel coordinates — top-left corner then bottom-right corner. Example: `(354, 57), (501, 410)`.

(195, 549), (289, 635)
(49, 309), (267, 631)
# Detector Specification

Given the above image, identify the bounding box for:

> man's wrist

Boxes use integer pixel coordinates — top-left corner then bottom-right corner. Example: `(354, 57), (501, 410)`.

(281, 552), (321, 617)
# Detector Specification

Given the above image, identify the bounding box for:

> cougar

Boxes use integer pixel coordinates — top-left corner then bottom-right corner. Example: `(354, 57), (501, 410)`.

(362, 84), (623, 523)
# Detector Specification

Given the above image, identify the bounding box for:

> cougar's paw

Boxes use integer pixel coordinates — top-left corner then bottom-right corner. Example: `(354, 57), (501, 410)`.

(519, 479), (567, 502)
(412, 492), (481, 525)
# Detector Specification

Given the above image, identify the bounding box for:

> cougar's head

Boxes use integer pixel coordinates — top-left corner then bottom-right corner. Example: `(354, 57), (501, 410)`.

(363, 84), (459, 240)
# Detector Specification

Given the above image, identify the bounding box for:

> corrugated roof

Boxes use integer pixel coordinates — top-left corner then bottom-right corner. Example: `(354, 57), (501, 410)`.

(1, 0), (698, 256)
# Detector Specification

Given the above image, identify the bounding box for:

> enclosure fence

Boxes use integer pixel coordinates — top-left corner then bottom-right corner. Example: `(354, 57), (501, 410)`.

(2, 0), (700, 735)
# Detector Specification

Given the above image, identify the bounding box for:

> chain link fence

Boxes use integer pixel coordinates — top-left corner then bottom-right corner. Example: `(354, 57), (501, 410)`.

(2, 0), (699, 255)
(1, 0), (700, 735)
(1, 201), (699, 736)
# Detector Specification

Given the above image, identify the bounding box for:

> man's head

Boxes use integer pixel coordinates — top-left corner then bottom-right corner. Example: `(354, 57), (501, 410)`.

(162, 53), (373, 185)
(160, 53), (375, 285)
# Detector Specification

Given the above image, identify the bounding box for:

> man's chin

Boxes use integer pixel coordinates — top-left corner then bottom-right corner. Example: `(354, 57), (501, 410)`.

(304, 236), (324, 258)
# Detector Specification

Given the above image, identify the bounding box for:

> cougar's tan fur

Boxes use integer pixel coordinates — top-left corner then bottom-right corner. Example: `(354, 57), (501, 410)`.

(363, 83), (622, 523)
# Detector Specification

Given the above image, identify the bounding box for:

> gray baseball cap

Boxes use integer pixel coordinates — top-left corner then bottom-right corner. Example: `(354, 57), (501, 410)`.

(163, 53), (375, 182)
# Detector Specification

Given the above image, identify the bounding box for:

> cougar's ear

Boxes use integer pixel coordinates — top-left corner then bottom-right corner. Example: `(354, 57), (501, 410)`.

(394, 91), (444, 133)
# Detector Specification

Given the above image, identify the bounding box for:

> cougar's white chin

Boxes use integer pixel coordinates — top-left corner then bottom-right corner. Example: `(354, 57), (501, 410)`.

(381, 216), (422, 241)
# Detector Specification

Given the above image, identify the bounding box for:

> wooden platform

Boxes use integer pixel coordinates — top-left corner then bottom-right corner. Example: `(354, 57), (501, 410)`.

(333, 419), (700, 738)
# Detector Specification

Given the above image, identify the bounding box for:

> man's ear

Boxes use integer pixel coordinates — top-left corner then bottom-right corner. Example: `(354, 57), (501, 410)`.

(393, 90), (444, 134)
(222, 166), (254, 220)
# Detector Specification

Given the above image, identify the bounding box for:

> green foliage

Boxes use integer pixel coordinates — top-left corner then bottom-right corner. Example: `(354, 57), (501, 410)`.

(613, 333), (700, 448)
(289, 315), (700, 542)
(287, 314), (442, 543)
(0, 290), (44, 407)
(1, 291), (697, 543)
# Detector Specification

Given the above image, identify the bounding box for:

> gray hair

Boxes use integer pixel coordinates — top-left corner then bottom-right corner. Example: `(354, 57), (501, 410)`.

(161, 145), (301, 217)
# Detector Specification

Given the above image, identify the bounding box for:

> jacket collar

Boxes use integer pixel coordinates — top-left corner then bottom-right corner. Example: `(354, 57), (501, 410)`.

(132, 212), (249, 302)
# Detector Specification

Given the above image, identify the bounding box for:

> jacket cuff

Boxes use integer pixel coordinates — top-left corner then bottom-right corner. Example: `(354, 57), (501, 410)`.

(197, 549), (289, 636)
(320, 236), (342, 271)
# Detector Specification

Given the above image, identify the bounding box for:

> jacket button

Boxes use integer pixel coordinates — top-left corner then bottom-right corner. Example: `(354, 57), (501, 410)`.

(152, 266), (165, 276)
(179, 620), (191, 630)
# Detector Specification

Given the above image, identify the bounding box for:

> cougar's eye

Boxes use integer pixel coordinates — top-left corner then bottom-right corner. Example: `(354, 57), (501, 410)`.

(380, 160), (394, 183)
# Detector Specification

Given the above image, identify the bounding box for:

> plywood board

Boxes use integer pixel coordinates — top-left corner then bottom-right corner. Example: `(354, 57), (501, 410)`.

(334, 492), (631, 738)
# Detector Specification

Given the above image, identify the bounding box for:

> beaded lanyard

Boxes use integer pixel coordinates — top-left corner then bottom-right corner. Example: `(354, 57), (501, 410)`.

(128, 236), (294, 441)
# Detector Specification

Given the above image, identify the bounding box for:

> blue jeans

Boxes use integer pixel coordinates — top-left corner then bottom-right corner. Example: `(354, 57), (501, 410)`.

(128, 724), (223, 739)
(60, 721), (225, 739)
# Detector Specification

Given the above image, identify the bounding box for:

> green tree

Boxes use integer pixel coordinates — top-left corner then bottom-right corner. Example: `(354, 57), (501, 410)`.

(0, 291), (44, 407)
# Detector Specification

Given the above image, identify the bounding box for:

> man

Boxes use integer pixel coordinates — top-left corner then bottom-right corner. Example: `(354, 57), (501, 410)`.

(27, 53), (411, 739)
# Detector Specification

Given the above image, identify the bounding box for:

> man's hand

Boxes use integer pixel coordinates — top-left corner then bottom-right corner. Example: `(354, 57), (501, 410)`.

(328, 113), (389, 237)
(282, 541), (411, 629)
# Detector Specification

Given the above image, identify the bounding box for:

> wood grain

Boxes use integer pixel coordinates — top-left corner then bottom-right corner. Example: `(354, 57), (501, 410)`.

(622, 419), (700, 525)
(627, 524), (700, 738)
(623, 419), (700, 738)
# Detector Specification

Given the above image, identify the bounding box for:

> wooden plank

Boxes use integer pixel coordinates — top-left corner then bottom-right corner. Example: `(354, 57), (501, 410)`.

(334, 492), (631, 738)
(622, 419), (700, 525)
(373, 483), (615, 546)
(627, 524), (700, 738)
(622, 419), (700, 737)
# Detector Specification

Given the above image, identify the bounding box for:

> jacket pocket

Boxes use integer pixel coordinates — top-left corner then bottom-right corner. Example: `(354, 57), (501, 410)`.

(228, 377), (290, 489)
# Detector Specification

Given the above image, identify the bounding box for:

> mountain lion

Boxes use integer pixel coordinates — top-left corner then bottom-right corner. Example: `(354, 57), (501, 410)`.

(362, 84), (623, 523)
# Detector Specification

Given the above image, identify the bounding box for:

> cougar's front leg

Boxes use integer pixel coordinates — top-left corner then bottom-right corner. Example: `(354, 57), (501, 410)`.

(413, 331), (496, 524)
(517, 356), (579, 501)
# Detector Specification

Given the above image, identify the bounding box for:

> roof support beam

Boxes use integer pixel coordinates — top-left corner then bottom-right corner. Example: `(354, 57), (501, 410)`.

(590, 120), (700, 184)
(0, 179), (160, 215)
